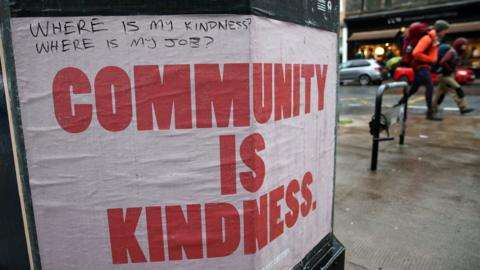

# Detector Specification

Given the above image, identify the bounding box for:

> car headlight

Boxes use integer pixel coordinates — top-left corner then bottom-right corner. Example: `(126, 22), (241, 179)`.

(458, 70), (468, 76)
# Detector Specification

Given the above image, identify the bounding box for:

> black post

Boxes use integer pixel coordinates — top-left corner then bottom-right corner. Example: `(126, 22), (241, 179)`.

(370, 85), (385, 171)
(399, 85), (408, 145)
(370, 81), (408, 171)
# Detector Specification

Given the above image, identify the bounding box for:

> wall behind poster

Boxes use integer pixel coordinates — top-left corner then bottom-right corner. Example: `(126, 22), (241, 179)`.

(11, 15), (337, 270)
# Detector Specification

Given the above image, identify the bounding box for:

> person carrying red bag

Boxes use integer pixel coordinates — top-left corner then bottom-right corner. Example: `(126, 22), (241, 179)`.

(396, 20), (450, 121)
(433, 37), (475, 115)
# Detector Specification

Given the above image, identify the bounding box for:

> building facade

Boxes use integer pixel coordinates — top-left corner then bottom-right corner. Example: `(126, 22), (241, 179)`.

(342, 0), (480, 73)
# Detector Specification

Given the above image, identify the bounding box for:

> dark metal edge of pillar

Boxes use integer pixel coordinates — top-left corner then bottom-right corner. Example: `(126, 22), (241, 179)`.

(0, 62), (30, 270)
(319, 235), (345, 270)
(0, 1), (42, 269)
(294, 233), (345, 270)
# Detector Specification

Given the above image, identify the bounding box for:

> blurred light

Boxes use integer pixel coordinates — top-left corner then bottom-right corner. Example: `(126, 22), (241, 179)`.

(385, 43), (390, 46)
(375, 47), (385, 55)
(400, 27), (406, 32)
(458, 70), (468, 76)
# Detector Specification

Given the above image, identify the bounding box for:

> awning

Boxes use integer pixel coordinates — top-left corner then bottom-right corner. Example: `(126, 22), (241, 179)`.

(347, 21), (480, 42)
(448, 21), (480, 33)
(348, 29), (399, 41)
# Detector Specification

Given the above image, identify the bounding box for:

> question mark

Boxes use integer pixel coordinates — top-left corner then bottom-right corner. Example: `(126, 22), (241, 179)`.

(245, 17), (252, 28)
(204, 36), (214, 48)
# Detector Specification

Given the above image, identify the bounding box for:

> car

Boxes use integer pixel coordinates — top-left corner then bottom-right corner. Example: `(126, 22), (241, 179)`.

(393, 66), (475, 85)
(339, 59), (383, 86)
(456, 68), (476, 84)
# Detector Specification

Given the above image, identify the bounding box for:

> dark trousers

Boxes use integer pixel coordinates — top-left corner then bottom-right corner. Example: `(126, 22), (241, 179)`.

(399, 67), (434, 110)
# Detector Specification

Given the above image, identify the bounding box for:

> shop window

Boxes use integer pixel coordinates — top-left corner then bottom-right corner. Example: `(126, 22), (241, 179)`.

(391, 0), (450, 9)
(346, 0), (363, 13)
(355, 43), (401, 63)
(364, 0), (382, 12)
(466, 39), (480, 69)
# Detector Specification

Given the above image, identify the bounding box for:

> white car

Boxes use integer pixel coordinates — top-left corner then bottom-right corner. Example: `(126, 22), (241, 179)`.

(339, 59), (384, 86)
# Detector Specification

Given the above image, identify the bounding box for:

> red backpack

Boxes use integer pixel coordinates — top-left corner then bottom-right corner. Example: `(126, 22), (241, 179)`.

(402, 22), (429, 67)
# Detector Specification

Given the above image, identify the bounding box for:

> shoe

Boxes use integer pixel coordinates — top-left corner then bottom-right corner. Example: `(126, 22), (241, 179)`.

(426, 110), (443, 121)
(460, 108), (475, 115)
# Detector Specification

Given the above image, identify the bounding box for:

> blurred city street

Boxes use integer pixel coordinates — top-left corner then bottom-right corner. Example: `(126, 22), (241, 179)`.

(334, 81), (480, 269)
(338, 81), (480, 116)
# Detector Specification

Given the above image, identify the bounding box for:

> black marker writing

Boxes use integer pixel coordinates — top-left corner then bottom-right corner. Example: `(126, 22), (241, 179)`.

(150, 19), (174, 31)
(122, 21), (140, 33)
(35, 38), (95, 54)
(106, 39), (119, 49)
(29, 18), (108, 38)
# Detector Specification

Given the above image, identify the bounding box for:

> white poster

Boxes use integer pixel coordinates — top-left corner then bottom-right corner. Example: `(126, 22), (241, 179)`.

(11, 15), (337, 270)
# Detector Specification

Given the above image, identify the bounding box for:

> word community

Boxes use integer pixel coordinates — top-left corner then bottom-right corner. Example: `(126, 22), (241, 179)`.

(52, 63), (329, 133)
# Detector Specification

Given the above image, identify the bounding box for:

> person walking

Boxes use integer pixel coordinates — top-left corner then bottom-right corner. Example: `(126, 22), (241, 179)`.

(396, 20), (450, 121)
(433, 37), (475, 115)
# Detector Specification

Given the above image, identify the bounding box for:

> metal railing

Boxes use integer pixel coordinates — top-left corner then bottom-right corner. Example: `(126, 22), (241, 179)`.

(370, 81), (409, 171)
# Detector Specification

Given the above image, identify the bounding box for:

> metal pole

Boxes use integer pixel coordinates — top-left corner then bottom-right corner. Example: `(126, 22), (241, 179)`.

(399, 85), (408, 145)
(370, 84), (386, 171)
(371, 81), (407, 170)
(342, 27), (348, 63)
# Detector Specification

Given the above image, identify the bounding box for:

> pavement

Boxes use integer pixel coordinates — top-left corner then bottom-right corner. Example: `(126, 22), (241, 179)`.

(334, 82), (480, 269)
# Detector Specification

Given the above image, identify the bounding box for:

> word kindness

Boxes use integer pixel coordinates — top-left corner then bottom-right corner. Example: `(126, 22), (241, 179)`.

(52, 63), (328, 133)
(107, 167), (317, 264)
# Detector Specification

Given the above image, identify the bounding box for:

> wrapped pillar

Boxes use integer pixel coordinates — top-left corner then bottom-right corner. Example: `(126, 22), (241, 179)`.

(0, 0), (344, 269)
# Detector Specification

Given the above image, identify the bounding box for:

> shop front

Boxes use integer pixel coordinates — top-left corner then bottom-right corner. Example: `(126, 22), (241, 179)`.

(348, 28), (404, 63)
(345, 0), (480, 74)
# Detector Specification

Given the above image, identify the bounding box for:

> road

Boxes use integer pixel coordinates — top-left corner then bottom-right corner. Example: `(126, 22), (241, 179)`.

(338, 80), (480, 117)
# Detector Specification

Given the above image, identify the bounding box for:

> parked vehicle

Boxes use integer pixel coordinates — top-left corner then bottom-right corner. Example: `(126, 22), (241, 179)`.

(393, 66), (475, 85)
(456, 68), (477, 84)
(339, 59), (383, 86)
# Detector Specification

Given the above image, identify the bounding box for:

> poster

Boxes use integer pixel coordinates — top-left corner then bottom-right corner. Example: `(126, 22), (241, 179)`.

(10, 15), (337, 269)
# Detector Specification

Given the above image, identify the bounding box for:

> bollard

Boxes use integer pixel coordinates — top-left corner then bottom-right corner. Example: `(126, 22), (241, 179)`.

(370, 81), (409, 171)
(0, 1), (344, 269)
